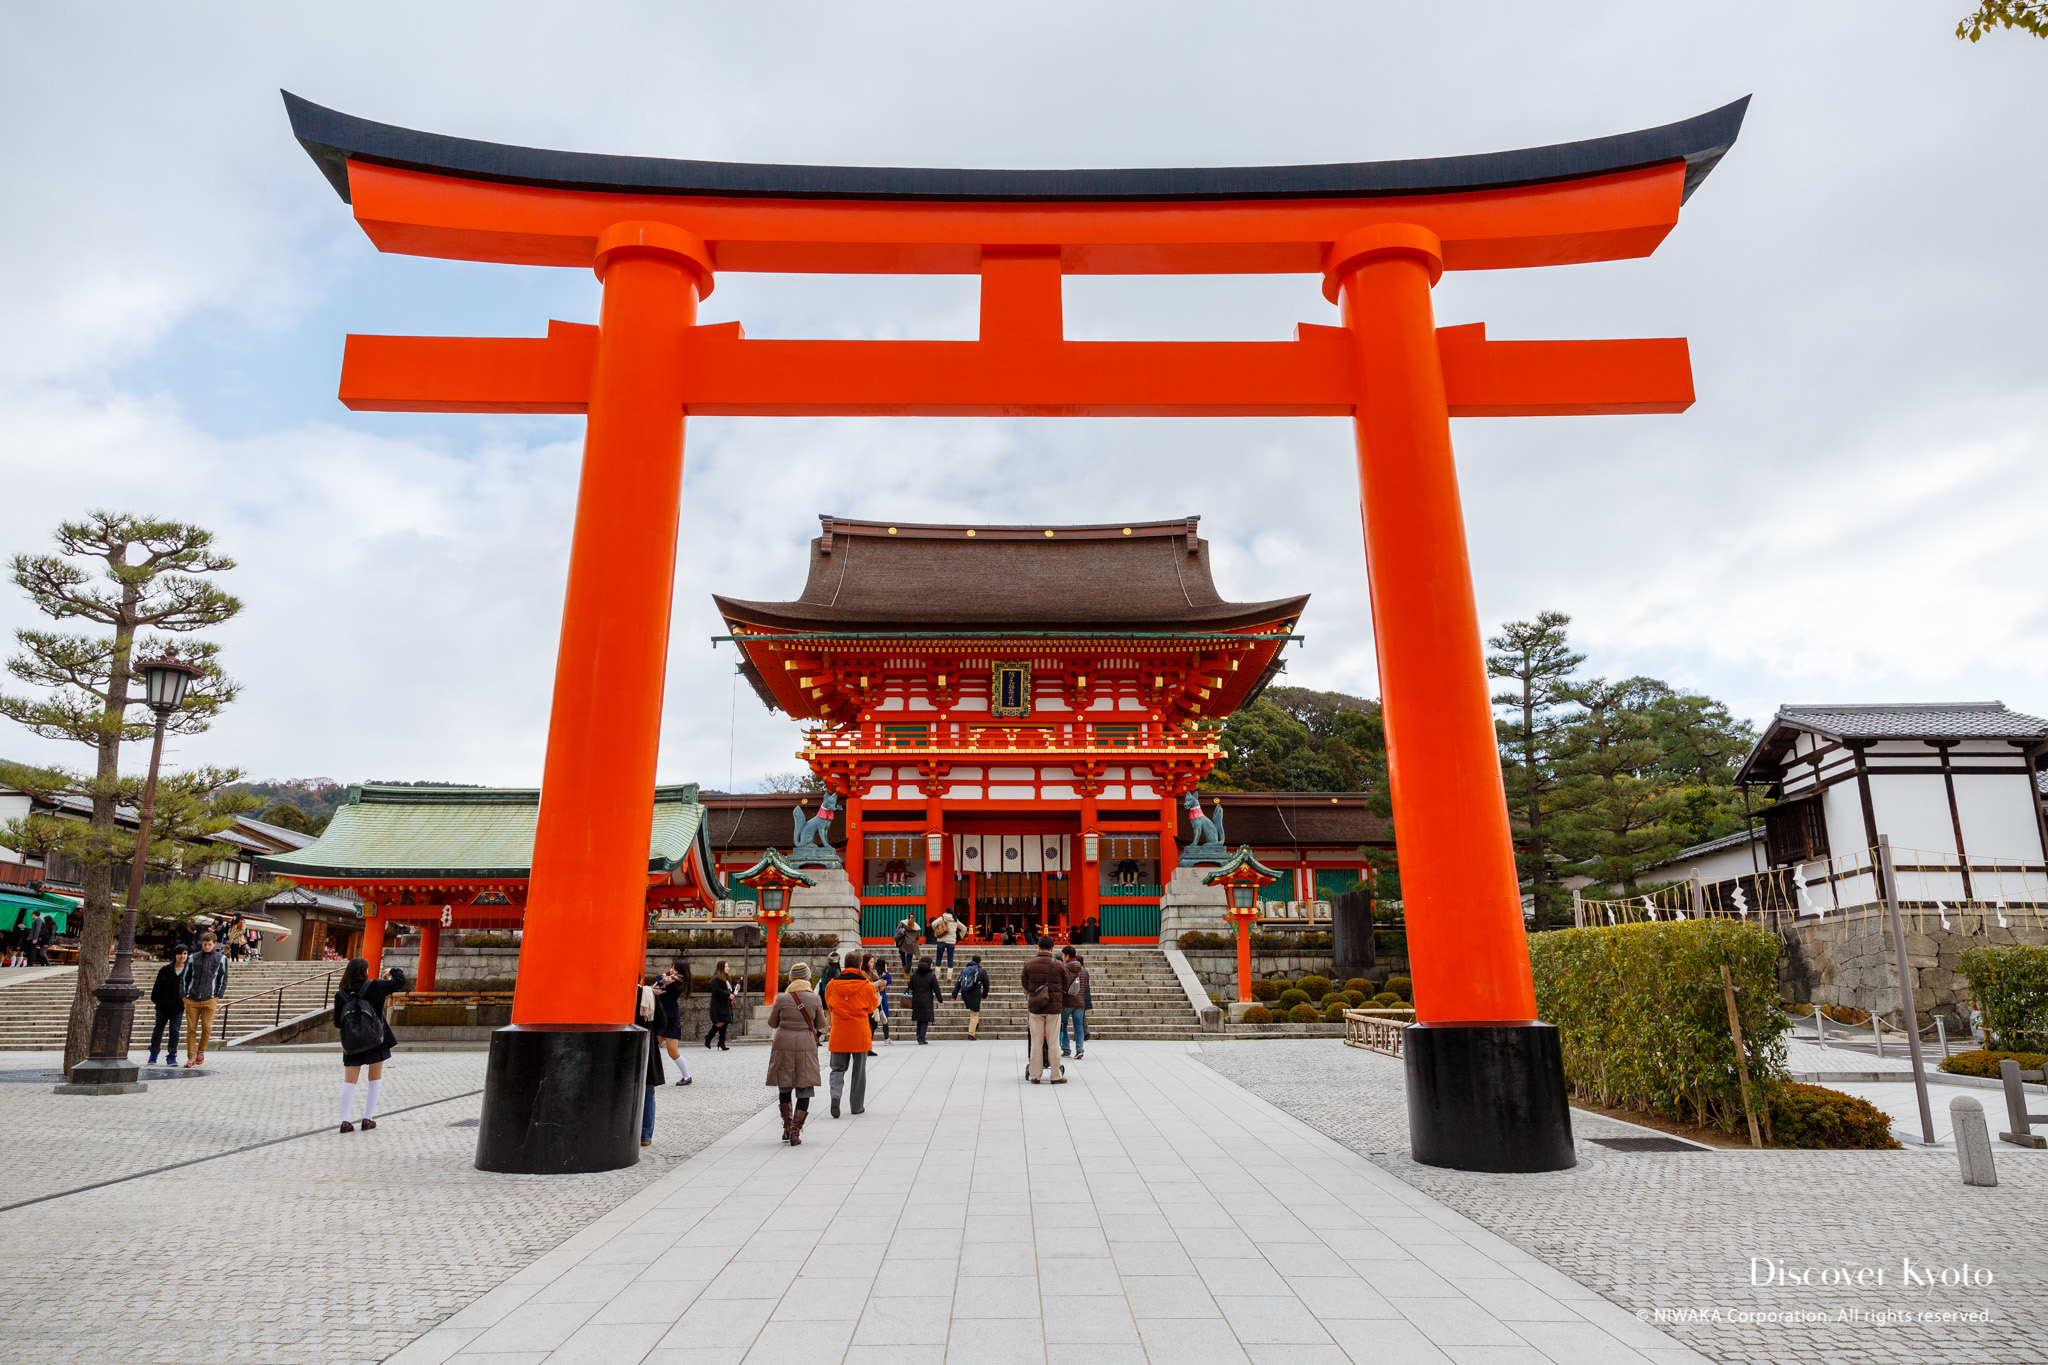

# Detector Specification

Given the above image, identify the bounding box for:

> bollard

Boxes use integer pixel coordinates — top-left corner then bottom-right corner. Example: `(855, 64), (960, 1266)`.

(1816, 1006), (1828, 1048)
(1872, 1011), (1883, 1059)
(1951, 1096), (1997, 1187)
(1935, 1016), (1947, 1058)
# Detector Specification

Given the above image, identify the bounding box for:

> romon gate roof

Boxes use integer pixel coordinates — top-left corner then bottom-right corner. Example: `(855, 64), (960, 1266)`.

(255, 783), (713, 881)
(714, 516), (1307, 635)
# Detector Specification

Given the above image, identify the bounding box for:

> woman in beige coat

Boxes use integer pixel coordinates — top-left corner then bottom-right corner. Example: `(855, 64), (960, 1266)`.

(765, 962), (826, 1145)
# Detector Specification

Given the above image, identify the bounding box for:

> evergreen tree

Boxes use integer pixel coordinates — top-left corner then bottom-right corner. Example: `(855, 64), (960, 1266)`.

(1550, 677), (1691, 895)
(1486, 612), (1584, 928)
(0, 513), (244, 1074)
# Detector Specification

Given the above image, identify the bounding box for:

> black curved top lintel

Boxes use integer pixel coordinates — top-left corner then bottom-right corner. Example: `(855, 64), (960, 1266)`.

(284, 90), (1747, 211)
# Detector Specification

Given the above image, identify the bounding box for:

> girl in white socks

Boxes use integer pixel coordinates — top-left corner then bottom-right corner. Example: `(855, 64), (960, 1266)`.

(333, 957), (408, 1133)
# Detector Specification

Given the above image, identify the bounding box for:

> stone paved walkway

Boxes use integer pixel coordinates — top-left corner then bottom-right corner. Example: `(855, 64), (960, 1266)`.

(397, 1041), (1705, 1365)
(1198, 1040), (2048, 1365)
(0, 1045), (770, 1364)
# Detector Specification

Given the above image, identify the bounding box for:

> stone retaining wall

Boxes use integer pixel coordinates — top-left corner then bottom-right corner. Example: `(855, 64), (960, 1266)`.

(1180, 951), (1397, 1000)
(1778, 913), (2048, 1028)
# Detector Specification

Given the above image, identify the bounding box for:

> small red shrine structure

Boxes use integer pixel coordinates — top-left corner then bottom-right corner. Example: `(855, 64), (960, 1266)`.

(256, 783), (723, 991)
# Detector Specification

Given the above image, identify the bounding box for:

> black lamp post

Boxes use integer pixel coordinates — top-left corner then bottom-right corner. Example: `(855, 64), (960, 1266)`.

(61, 649), (202, 1095)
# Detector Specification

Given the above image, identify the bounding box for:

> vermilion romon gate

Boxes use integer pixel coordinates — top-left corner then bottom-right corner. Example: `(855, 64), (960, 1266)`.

(285, 92), (1746, 1174)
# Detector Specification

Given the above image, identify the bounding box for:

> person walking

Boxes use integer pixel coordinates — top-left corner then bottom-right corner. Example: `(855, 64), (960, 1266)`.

(1021, 936), (1066, 1084)
(894, 917), (918, 975)
(765, 962), (825, 1144)
(146, 944), (188, 1066)
(1059, 947), (1090, 1060)
(27, 911), (52, 966)
(873, 958), (894, 1045)
(929, 909), (961, 970)
(909, 957), (941, 1044)
(953, 955), (989, 1039)
(652, 964), (693, 1086)
(334, 957), (409, 1132)
(821, 951), (879, 1117)
(705, 960), (734, 1050)
(180, 930), (229, 1067)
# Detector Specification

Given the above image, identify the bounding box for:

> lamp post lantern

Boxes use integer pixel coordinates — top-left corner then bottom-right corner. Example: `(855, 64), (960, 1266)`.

(60, 650), (203, 1095)
(732, 849), (816, 1013)
(1204, 847), (1280, 1012)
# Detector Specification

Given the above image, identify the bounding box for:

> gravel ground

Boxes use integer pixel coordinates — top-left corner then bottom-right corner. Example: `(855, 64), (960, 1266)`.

(1197, 1039), (2048, 1365)
(0, 1044), (772, 1365)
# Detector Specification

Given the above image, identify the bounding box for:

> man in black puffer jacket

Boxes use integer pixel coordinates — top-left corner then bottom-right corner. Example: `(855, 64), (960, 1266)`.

(147, 945), (188, 1065)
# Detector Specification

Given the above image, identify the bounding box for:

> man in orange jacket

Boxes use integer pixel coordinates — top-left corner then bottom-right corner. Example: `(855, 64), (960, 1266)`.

(822, 956), (880, 1117)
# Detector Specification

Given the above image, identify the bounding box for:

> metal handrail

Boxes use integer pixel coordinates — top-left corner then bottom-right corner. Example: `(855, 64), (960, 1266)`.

(215, 967), (339, 1041)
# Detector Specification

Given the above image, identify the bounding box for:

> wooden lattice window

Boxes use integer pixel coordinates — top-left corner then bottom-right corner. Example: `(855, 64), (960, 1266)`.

(1764, 797), (1829, 866)
(1093, 723), (1140, 747)
(882, 723), (930, 748)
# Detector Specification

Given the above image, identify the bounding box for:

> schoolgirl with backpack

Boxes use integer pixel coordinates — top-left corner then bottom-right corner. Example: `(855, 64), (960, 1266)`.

(333, 957), (409, 1133)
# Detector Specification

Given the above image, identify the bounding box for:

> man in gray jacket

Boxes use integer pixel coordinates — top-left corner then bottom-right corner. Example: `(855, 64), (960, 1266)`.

(180, 930), (229, 1066)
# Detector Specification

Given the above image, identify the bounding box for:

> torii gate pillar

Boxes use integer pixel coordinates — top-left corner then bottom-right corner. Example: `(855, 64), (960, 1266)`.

(284, 91), (1746, 1175)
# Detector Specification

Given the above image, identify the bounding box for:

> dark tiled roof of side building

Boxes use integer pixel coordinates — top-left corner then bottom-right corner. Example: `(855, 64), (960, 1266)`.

(714, 516), (1307, 634)
(1773, 702), (2048, 740)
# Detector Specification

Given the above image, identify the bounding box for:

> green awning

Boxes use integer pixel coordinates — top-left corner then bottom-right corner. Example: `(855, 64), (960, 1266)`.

(0, 892), (75, 933)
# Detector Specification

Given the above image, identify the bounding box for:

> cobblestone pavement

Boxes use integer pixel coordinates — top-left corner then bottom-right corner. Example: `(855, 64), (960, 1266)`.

(1197, 1040), (2048, 1365)
(0, 1044), (771, 1365)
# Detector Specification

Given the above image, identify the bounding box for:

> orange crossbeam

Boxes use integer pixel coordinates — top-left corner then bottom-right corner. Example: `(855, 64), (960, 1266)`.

(339, 320), (1690, 418)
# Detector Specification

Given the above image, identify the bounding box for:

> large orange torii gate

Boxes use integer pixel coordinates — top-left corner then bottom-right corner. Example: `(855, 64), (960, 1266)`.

(286, 92), (1745, 1174)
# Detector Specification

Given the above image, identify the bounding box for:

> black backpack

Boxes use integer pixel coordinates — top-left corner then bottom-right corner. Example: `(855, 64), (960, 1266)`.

(336, 990), (384, 1055)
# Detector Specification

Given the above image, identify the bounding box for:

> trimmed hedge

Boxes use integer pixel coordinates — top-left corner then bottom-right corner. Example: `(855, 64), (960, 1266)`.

(1769, 1083), (1901, 1150)
(1939, 1049), (2048, 1079)
(1286, 1002), (1323, 1024)
(1250, 979), (1281, 1003)
(1322, 998), (1349, 1021)
(1344, 978), (1371, 995)
(1276, 989), (1310, 1011)
(1296, 975), (1333, 1002)
(1530, 920), (1789, 1135)
(1340, 990), (1366, 1007)
(1372, 992), (1404, 1007)
(1242, 1005), (1275, 1024)
(1384, 976), (1412, 1000)
(1959, 945), (2048, 1051)
(1178, 931), (1232, 950)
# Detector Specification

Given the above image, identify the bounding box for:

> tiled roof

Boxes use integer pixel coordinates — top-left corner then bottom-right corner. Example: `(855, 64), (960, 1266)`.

(715, 516), (1306, 634)
(1774, 702), (2048, 740)
(255, 783), (709, 880)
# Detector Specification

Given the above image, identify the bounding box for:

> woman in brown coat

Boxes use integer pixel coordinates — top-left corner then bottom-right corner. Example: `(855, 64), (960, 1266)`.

(765, 962), (825, 1144)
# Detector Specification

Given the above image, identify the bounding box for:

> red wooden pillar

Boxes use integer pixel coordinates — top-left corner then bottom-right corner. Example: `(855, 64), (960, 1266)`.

(417, 921), (441, 992)
(360, 903), (383, 979)
(925, 790), (945, 941)
(481, 221), (712, 1175)
(846, 788), (864, 938)
(1079, 793), (1099, 934)
(1331, 224), (1570, 1172)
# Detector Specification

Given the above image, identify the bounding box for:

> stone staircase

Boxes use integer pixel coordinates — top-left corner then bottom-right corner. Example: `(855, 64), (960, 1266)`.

(864, 946), (1203, 1043)
(0, 960), (348, 1051)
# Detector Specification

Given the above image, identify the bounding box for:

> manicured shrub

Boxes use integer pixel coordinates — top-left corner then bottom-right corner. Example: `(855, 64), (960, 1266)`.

(1960, 945), (2048, 1051)
(1344, 978), (1371, 995)
(1341, 990), (1366, 1007)
(1939, 1049), (2048, 1080)
(1322, 998), (1349, 1021)
(1287, 1003), (1323, 1024)
(1384, 976), (1412, 1000)
(1296, 975), (1333, 1002)
(1768, 1083), (1900, 1150)
(1178, 930), (1233, 950)
(1276, 989), (1310, 1011)
(1373, 992), (1404, 1008)
(1242, 1005), (1275, 1024)
(1250, 979), (1281, 1003)
(1529, 920), (1790, 1135)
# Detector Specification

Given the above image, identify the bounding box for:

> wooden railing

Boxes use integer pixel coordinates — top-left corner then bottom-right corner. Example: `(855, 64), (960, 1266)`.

(1343, 1008), (1415, 1056)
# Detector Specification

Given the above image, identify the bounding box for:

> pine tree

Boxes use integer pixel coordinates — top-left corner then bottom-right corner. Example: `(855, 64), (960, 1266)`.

(0, 513), (243, 1074)
(1487, 612), (1584, 929)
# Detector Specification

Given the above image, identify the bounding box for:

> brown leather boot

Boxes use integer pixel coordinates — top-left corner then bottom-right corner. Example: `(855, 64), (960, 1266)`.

(788, 1108), (808, 1145)
(778, 1099), (794, 1143)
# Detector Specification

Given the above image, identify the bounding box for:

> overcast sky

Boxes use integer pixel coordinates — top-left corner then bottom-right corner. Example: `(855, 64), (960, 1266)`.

(1, 2), (2042, 792)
